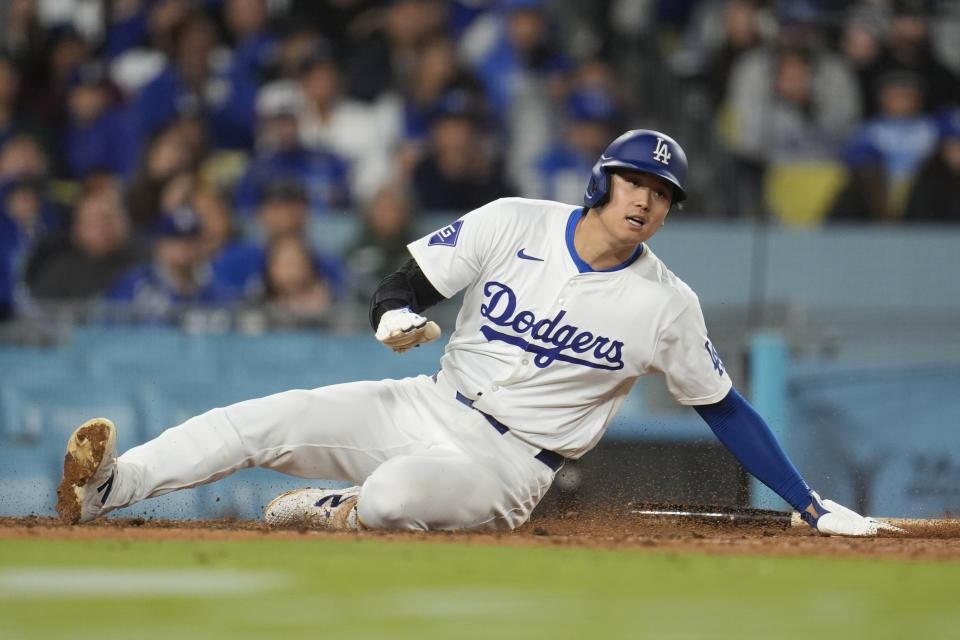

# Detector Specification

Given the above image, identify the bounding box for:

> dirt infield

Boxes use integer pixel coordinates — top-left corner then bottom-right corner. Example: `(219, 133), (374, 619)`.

(3, 508), (960, 561)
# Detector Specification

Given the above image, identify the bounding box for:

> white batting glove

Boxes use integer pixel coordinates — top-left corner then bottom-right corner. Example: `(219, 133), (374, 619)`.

(801, 491), (903, 536)
(375, 307), (441, 353)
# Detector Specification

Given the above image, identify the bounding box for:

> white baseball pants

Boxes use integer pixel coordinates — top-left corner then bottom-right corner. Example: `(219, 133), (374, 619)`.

(103, 372), (558, 530)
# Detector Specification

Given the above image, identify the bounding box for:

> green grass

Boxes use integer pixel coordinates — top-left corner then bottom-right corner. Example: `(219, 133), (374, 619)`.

(1, 538), (958, 640)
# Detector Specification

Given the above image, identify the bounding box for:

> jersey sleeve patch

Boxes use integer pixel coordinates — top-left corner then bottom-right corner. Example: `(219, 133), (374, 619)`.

(427, 220), (464, 247)
(705, 340), (725, 376)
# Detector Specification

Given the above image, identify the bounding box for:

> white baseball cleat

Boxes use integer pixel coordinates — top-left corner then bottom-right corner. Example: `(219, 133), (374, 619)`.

(55, 418), (118, 525)
(802, 491), (904, 536)
(264, 486), (361, 530)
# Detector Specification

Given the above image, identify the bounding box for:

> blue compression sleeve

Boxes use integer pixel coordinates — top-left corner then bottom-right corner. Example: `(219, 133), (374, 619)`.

(694, 387), (812, 512)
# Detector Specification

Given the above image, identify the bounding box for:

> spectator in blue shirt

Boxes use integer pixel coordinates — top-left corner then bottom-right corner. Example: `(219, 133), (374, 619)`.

(400, 34), (485, 145)
(106, 205), (237, 322)
(467, 0), (570, 119)
(531, 86), (620, 203)
(102, 0), (152, 60)
(213, 178), (345, 301)
(61, 61), (138, 180)
(829, 70), (939, 221)
(134, 10), (257, 151)
(233, 81), (351, 218)
(223, 0), (278, 83)
(462, 0), (571, 192)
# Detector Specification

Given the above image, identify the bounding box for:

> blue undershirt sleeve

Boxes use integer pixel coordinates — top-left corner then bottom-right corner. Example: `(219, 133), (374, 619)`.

(693, 387), (812, 513)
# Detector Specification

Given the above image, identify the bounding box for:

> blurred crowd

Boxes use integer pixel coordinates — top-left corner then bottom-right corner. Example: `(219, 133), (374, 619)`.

(0, 0), (958, 327)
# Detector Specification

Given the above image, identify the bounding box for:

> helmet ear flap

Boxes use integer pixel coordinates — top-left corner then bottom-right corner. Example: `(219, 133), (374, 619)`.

(583, 161), (608, 208)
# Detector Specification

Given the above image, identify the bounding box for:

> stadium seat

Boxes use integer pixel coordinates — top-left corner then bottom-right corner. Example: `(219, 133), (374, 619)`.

(763, 162), (847, 226)
(306, 214), (361, 257)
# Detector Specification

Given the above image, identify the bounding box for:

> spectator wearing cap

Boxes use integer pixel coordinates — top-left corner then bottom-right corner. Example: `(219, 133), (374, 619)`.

(410, 91), (516, 212)
(904, 107), (960, 222)
(212, 178), (345, 301)
(829, 70), (939, 221)
(61, 61), (138, 180)
(233, 81), (351, 218)
(297, 42), (403, 204)
(25, 180), (144, 301)
(529, 85), (620, 203)
(105, 205), (237, 321)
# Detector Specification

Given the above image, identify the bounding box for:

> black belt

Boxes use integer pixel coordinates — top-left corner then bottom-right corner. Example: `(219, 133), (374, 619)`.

(454, 391), (565, 472)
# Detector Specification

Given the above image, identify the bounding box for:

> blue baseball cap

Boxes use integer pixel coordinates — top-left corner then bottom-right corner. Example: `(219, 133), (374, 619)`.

(154, 206), (202, 238)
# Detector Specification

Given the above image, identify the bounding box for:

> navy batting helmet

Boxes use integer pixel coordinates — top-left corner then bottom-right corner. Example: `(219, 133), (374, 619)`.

(584, 129), (688, 208)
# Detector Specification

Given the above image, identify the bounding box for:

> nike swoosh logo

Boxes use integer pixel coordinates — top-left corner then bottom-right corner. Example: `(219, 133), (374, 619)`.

(516, 249), (544, 262)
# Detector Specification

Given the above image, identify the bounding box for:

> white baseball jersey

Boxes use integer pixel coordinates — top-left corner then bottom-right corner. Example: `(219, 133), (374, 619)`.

(409, 197), (732, 459)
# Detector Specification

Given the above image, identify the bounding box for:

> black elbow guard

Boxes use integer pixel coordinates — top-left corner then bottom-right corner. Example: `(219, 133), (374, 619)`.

(369, 258), (445, 330)
(369, 271), (415, 330)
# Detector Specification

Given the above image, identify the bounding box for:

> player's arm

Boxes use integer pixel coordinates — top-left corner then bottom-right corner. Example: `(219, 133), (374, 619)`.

(694, 388), (899, 536)
(369, 258), (446, 353)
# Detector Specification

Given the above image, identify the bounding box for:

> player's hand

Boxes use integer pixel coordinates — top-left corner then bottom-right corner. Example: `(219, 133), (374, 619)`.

(800, 491), (903, 536)
(375, 307), (441, 353)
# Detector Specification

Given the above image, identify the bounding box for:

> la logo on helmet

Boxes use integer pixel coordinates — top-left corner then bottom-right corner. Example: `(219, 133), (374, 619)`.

(652, 137), (671, 165)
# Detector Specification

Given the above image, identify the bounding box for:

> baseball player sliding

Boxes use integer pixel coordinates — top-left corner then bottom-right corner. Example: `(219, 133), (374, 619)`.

(56, 129), (898, 536)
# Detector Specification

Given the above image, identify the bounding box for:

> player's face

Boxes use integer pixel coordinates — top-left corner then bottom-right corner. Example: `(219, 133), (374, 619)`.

(598, 170), (674, 246)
